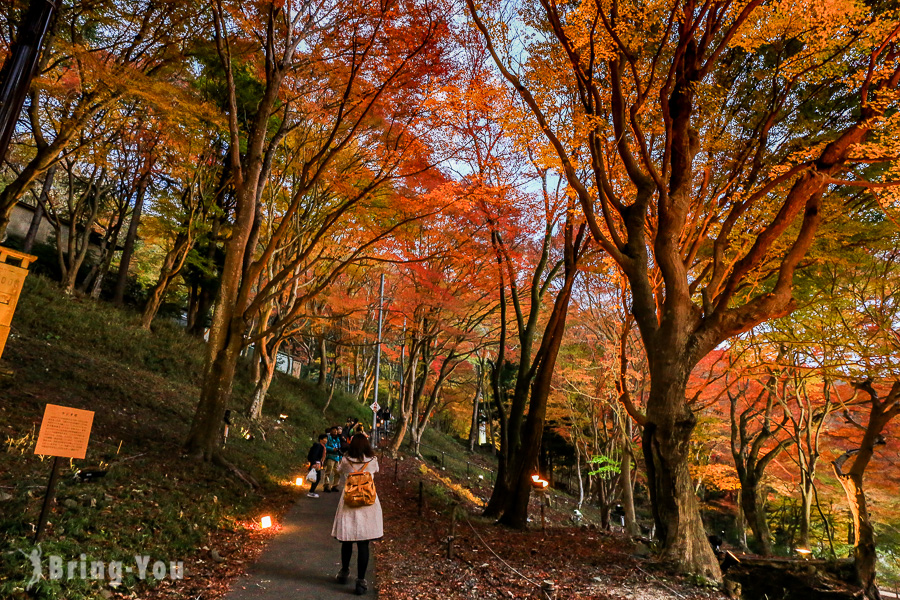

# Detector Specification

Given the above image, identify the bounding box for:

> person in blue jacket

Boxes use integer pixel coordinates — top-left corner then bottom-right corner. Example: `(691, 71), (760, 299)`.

(323, 426), (344, 492)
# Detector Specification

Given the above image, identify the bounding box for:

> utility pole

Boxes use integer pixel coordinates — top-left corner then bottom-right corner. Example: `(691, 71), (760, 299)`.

(0, 0), (58, 164)
(372, 273), (384, 446)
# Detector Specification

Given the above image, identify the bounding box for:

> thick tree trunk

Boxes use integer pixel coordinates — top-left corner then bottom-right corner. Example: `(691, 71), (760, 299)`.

(836, 472), (879, 599)
(497, 269), (575, 529)
(643, 365), (722, 580)
(742, 475), (774, 555)
(185, 317), (245, 459)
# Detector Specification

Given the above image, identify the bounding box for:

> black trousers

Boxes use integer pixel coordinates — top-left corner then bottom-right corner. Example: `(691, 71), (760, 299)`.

(309, 468), (320, 493)
(341, 540), (370, 580)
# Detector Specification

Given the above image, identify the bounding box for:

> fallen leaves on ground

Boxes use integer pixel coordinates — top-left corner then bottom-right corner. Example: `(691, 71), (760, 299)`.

(376, 454), (726, 600)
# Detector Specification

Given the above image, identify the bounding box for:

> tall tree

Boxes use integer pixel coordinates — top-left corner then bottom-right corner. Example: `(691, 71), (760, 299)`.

(467, 0), (900, 578)
(184, 0), (449, 462)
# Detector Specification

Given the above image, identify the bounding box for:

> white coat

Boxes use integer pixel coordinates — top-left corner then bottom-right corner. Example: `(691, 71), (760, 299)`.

(331, 456), (384, 542)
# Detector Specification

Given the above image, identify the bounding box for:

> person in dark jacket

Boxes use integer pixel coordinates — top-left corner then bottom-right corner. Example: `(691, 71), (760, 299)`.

(306, 434), (327, 498)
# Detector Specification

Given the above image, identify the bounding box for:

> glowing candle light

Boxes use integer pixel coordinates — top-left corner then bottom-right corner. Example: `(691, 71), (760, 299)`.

(295, 477), (303, 486)
(261, 516), (272, 528)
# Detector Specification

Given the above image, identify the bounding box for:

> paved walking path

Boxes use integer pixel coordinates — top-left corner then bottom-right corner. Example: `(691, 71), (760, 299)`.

(223, 491), (375, 599)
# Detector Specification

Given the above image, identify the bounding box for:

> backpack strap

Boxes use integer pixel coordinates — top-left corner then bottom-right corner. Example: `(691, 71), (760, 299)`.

(350, 459), (374, 474)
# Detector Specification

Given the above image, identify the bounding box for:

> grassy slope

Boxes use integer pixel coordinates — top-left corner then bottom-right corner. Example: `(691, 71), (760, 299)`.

(0, 275), (370, 599)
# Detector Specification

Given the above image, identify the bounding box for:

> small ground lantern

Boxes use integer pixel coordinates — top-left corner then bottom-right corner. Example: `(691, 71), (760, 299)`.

(295, 477), (303, 486)
(260, 516), (272, 528)
(531, 475), (549, 531)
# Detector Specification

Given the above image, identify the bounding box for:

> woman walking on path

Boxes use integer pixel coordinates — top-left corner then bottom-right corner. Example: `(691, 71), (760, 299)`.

(332, 433), (383, 595)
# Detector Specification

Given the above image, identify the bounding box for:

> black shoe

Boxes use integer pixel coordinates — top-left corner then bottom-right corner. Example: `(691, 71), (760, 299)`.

(355, 578), (368, 595)
(336, 568), (350, 584)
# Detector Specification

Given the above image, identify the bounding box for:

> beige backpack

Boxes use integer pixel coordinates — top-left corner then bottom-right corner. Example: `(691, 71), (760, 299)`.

(344, 460), (377, 507)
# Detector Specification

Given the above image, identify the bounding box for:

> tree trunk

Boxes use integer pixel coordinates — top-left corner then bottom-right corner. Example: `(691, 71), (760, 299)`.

(410, 355), (456, 456)
(468, 361), (482, 452)
(620, 422), (638, 536)
(799, 480), (814, 550)
(643, 365), (722, 580)
(87, 207), (127, 298)
(59, 203), (100, 294)
(742, 475), (774, 555)
(0, 133), (74, 239)
(23, 165), (55, 253)
(185, 316), (245, 459)
(112, 166), (150, 304)
(836, 472), (878, 599)
(250, 340), (262, 384)
(497, 265), (576, 529)
(317, 335), (328, 388)
(483, 359), (510, 517)
(831, 381), (900, 599)
(141, 231), (192, 329)
(248, 338), (281, 420)
(575, 440), (585, 509)
(387, 339), (421, 454)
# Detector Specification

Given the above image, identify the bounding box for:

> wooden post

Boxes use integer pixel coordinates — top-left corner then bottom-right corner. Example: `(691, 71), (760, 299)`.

(541, 493), (546, 532)
(466, 462), (470, 478)
(34, 456), (60, 543)
(441, 451), (445, 468)
(394, 456), (399, 483)
(541, 580), (557, 600)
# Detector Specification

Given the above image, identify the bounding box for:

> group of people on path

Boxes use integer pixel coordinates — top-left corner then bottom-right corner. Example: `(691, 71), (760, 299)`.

(305, 419), (383, 596)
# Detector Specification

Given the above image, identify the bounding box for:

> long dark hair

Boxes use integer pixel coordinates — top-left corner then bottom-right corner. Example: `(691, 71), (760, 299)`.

(346, 433), (375, 460)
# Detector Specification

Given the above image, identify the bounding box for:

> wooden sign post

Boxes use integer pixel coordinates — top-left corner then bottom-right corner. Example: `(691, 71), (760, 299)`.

(33, 403), (94, 542)
(0, 247), (37, 359)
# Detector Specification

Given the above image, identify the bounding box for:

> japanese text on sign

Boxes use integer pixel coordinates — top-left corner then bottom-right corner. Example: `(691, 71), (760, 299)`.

(34, 404), (94, 459)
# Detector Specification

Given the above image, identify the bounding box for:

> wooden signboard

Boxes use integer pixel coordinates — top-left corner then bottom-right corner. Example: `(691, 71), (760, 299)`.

(33, 403), (95, 543)
(0, 247), (36, 359)
(34, 403), (95, 460)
